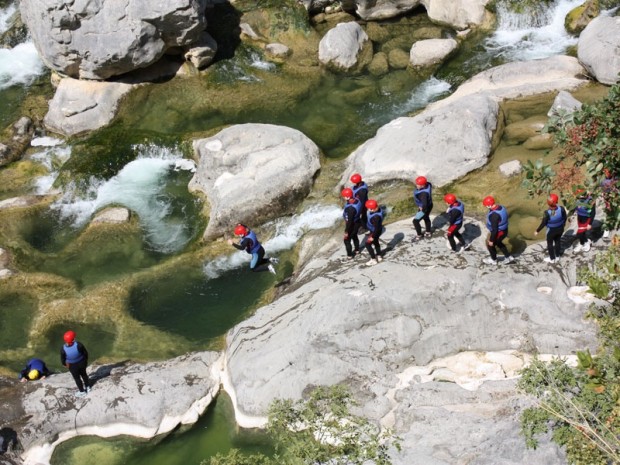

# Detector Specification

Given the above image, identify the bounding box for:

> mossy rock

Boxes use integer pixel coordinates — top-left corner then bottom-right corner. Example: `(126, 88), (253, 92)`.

(368, 52), (389, 76)
(387, 48), (410, 70)
(565, 0), (599, 35)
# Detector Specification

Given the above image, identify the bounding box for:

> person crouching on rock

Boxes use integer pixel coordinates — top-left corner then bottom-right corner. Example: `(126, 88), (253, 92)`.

(19, 358), (51, 383)
(61, 330), (91, 398)
(482, 196), (515, 265)
(533, 193), (566, 264)
(443, 193), (469, 254)
(364, 199), (384, 266)
(412, 176), (433, 241)
(341, 188), (362, 259)
(228, 224), (277, 274)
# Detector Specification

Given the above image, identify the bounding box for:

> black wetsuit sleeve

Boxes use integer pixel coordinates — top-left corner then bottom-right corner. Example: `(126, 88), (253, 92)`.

(357, 187), (368, 206)
(371, 216), (382, 240)
(448, 209), (460, 226)
(78, 342), (88, 363)
(489, 212), (501, 243)
(344, 206), (357, 235)
(536, 211), (551, 233)
(60, 347), (66, 366)
(232, 237), (252, 251)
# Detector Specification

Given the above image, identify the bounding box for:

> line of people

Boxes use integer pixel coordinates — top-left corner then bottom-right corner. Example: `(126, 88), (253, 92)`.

(340, 173), (598, 266)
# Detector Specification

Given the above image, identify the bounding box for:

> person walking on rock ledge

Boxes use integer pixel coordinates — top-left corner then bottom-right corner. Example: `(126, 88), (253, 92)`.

(412, 176), (433, 241)
(482, 196), (515, 265)
(443, 193), (469, 254)
(228, 224), (277, 274)
(60, 330), (90, 398)
(573, 187), (596, 253)
(341, 188), (362, 259)
(364, 199), (384, 266)
(534, 193), (566, 264)
(350, 173), (369, 228)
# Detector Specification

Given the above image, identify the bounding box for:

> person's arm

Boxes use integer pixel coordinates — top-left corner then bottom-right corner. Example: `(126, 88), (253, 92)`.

(78, 342), (88, 363)
(448, 209), (460, 226)
(535, 211), (550, 234)
(370, 216), (382, 241)
(358, 188), (368, 206)
(344, 206), (356, 237)
(19, 368), (28, 381)
(418, 192), (430, 211)
(488, 212), (500, 243)
(230, 237), (251, 251)
(60, 347), (67, 366)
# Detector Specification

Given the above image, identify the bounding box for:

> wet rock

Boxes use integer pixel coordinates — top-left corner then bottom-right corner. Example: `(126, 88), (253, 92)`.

(565, 0), (599, 35)
(577, 15), (620, 85)
(409, 38), (458, 68)
(189, 124), (321, 240)
(265, 43), (291, 60)
(318, 22), (373, 73)
(91, 207), (132, 225)
(0, 117), (35, 167)
(20, 0), (208, 80)
(499, 160), (522, 177)
(503, 117), (546, 145)
(387, 48), (410, 69)
(547, 90), (582, 118)
(223, 217), (595, 462)
(524, 133), (554, 150)
(43, 78), (135, 137)
(368, 52), (389, 76)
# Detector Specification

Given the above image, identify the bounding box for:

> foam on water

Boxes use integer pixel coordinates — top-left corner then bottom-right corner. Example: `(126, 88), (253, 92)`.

(485, 0), (583, 61)
(0, 42), (45, 90)
(203, 204), (342, 278)
(50, 145), (197, 253)
(0, 3), (16, 34)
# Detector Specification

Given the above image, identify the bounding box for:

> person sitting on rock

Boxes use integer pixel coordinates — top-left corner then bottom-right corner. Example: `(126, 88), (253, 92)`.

(228, 224), (277, 274)
(573, 187), (595, 252)
(364, 199), (384, 266)
(482, 195), (515, 265)
(19, 358), (51, 383)
(341, 188), (362, 259)
(443, 193), (469, 254)
(350, 173), (369, 228)
(534, 193), (566, 264)
(412, 176), (433, 241)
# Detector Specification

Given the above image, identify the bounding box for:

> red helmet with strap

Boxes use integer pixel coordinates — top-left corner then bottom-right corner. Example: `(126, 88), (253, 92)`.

(444, 193), (456, 205)
(350, 173), (362, 184)
(547, 193), (559, 206)
(482, 196), (495, 207)
(365, 199), (378, 210)
(415, 176), (427, 186)
(234, 224), (248, 236)
(64, 330), (76, 344)
(341, 188), (353, 198)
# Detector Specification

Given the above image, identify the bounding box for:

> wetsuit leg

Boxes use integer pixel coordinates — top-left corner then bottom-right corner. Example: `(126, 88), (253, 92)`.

(69, 360), (87, 391)
(250, 247), (270, 272)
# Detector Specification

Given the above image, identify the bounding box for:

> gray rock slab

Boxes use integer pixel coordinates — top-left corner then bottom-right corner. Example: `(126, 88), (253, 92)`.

(16, 352), (221, 465)
(43, 78), (134, 137)
(318, 22), (371, 72)
(223, 217), (597, 461)
(189, 124), (321, 240)
(409, 38), (458, 68)
(578, 15), (620, 85)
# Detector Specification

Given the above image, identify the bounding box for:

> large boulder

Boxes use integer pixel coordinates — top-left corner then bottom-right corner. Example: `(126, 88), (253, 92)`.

(19, 0), (208, 80)
(318, 22), (373, 73)
(409, 38), (458, 68)
(222, 217), (597, 462)
(577, 15), (620, 85)
(341, 56), (588, 187)
(189, 124), (321, 240)
(11, 352), (221, 465)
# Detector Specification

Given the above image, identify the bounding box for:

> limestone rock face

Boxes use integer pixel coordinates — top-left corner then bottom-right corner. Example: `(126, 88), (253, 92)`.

(43, 78), (135, 137)
(189, 124), (321, 240)
(409, 38), (458, 68)
(223, 217), (595, 462)
(577, 15), (620, 85)
(19, 0), (208, 80)
(15, 352), (221, 465)
(318, 22), (373, 73)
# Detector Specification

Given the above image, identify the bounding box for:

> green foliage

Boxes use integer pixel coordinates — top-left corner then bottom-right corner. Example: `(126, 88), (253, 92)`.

(518, 245), (620, 464)
(208, 385), (400, 465)
(521, 83), (620, 227)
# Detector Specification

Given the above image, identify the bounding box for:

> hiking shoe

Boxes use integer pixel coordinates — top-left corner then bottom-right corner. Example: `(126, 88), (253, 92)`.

(75, 391), (87, 398)
(366, 258), (378, 266)
(604, 230), (610, 239)
(583, 240), (592, 252)
(483, 257), (498, 265)
(462, 242), (471, 250)
(424, 231), (432, 238)
(573, 243), (583, 253)
(412, 235), (423, 242)
(505, 256), (516, 264)
(86, 386), (91, 393)
(377, 256), (383, 263)
(267, 264), (276, 275)
(269, 257), (279, 264)
(544, 257), (554, 264)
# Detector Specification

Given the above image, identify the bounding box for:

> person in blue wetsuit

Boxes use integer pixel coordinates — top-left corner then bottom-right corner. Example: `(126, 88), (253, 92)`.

(228, 224), (277, 274)
(482, 195), (515, 265)
(19, 358), (51, 382)
(60, 330), (90, 397)
(364, 199), (384, 266)
(341, 188), (362, 259)
(412, 176), (433, 241)
(350, 173), (369, 228)
(443, 193), (469, 253)
(534, 193), (567, 264)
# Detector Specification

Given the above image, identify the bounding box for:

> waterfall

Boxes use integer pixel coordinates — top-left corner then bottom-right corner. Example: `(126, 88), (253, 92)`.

(485, 0), (583, 61)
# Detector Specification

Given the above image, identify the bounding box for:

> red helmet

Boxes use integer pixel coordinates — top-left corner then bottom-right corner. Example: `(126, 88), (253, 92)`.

(547, 193), (559, 206)
(365, 199), (378, 210)
(350, 173), (362, 184)
(444, 193), (456, 205)
(341, 188), (353, 198)
(64, 330), (76, 344)
(415, 176), (427, 186)
(482, 196), (495, 207)
(234, 224), (247, 236)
